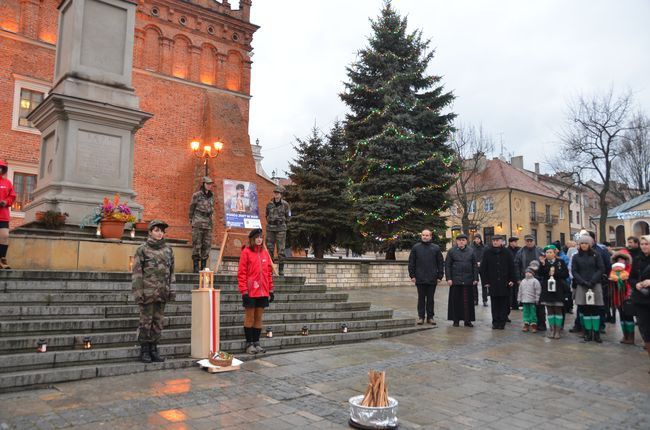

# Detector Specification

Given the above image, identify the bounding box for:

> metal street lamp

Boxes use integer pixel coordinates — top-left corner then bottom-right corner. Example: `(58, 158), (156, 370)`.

(190, 138), (224, 176)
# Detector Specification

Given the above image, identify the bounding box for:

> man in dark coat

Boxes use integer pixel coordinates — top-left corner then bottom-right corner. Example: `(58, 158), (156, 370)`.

(507, 237), (521, 311)
(471, 234), (487, 306)
(445, 234), (478, 327)
(480, 235), (516, 329)
(514, 234), (546, 330)
(408, 229), (445, 325)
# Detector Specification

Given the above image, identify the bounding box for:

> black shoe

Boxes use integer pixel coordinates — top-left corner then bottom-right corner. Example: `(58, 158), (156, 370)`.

(506, 318), (512, 323)
(452, 321), (460, 327)
(149, 343), (165, 362)
(464, 322), (474, 327)
(140, 344), (152, 363)
(483, 302), (488, 307)
(583, 330), (593, 342)
(537, 326), (547, 332)
(498, 324), (505, 330)
(492, 324), (498, 329)
(593, 330), (602, 343)
(599, 326), (606, 334)
(474, 301), (479, 306)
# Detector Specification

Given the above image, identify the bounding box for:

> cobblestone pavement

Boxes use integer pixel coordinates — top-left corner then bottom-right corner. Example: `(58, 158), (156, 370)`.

(1, 286), (649, 429)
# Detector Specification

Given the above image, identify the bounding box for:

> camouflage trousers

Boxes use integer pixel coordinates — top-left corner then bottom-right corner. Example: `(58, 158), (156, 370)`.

(191, 227), (212, 260)
(137, 302), (166, 344)
(266, 230), (286, 260)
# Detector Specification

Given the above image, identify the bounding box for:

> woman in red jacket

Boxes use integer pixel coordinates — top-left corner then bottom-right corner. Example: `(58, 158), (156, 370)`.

(238, 228), (274, 355)
(0, 160), (16, 270)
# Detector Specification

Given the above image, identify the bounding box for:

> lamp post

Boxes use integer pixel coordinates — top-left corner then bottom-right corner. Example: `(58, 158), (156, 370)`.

(190, 138), (224, 176)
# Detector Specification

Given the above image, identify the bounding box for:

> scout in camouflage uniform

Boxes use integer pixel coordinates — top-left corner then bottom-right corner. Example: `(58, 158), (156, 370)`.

(189, 176), (215, 272)
(265, 186), (291, 275)
(132, 220), (175, 363)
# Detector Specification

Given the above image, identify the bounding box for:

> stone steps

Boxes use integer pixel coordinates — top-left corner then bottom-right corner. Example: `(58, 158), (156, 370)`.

(0, 318), (417, 354)
(0, 291), (348, 305)
(0, 326), (428, 391)
(0, 270), (418, 391)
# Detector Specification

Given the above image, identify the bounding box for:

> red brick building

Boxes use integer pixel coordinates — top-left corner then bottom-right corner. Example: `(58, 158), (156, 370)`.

(0, 0), (274, 242)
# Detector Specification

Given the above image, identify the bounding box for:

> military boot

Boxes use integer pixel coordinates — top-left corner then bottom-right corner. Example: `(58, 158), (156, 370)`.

(149, 343), (165, 362)
(0, 257), (10, 270)
(200, 259), (208, 271)
(592, 329), (602, 343)
(193, 259), (199, 273)
(140, 344), (152, 363)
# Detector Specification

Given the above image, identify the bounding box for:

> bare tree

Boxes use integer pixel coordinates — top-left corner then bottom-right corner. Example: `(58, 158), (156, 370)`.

(554, 89), (635, 241)
(613, 112), (650, 199)
(448, 124), (495, 234)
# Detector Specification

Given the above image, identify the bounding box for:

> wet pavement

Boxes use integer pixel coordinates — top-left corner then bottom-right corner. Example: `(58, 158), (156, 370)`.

(1, 285), (649, 429)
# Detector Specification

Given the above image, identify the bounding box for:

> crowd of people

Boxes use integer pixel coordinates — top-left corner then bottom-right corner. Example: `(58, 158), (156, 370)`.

(409, 229), (650, 373)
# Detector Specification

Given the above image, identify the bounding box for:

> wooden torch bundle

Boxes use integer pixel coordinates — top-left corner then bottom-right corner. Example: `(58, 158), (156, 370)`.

(361, 370), (389, 407)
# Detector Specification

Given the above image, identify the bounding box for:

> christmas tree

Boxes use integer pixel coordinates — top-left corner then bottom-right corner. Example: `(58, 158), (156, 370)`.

(341, 1), (457, 257)
(286, 125), (358, 258)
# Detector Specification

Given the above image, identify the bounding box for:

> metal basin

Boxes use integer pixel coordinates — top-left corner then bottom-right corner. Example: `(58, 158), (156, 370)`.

(348, 394), (398, 429)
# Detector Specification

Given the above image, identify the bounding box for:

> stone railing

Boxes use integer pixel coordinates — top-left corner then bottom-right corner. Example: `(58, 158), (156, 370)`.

(220, 257), (411, 289)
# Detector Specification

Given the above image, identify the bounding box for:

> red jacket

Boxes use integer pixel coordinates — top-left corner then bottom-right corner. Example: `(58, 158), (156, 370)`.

(237, 245), (274, 297)
(0, 177), (16, 222)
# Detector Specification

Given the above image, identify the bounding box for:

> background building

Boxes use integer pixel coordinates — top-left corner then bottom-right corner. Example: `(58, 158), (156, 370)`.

(447, 156), (571, 247)
(0, 0), (273, 242)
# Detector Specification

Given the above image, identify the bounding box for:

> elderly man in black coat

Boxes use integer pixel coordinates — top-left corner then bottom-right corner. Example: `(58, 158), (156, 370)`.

(445, 234), (478, 327)
(408, 229), (445, 325)
(480, 235), (516, 329)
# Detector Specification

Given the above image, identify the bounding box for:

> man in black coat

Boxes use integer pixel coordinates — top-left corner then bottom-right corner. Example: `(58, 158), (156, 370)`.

(445, 234), (478, 327)
(480, 235), (516, 329)
(408, 229), (444, 325)
(507, 237), (521, 311)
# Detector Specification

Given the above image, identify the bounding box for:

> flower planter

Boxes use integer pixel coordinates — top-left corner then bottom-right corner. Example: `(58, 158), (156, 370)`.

(100, 219), (126, 239)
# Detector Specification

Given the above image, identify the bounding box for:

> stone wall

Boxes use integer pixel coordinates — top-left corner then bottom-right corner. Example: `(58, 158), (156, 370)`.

(221, 258), (411, 289)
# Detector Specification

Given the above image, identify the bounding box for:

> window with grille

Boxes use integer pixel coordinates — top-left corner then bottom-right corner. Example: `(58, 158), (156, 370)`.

(18, 89), (44, 128)
(11, 172), (37, 212)
(12, 79), (50, 133)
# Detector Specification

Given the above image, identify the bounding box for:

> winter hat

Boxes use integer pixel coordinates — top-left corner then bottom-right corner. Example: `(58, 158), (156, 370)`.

(577, 235), (594, 245)
(248, 228), (263, 239)
(528, 260), (540, 271)
(543, 244), (557, 252)
(525, 267), (535, 275)
(612, 262), (626, 271)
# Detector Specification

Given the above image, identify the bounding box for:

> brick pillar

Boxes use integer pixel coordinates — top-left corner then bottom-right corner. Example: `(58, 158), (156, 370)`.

(189, 45), (202, 82)
(216, 53), (226, 88)
(133, 28), (145, 69)
(160, 37), (173, 75)
(238, 0), (252, 22)
(19, 0), (40, 39)
(242, 60), (252, 95)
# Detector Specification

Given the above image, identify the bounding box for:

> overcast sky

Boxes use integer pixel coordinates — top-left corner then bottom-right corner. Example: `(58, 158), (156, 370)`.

(248, 0), (650, 178)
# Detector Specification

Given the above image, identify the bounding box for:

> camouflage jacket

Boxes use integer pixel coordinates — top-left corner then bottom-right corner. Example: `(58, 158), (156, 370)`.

(189, 190), (214, 229)
(265, 198), (290, 231)
(132, 238), (175, 304)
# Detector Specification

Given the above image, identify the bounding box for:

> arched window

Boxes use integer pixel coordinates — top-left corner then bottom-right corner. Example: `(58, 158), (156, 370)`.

(225, 51), (242, 92)
(200, 44), (218, 85)
(615, 225), (626, 247)
(633, 220), (650, 236)
(172, 36), (191, 79)
(142, 26), (162, 71)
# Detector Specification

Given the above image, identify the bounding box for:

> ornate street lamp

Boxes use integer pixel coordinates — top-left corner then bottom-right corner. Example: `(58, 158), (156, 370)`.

(190, 138), (224, 176)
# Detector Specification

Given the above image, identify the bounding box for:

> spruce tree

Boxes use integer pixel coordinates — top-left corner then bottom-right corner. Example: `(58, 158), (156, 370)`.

(341, 1), (457, 257)
(286, 126), (357, 258)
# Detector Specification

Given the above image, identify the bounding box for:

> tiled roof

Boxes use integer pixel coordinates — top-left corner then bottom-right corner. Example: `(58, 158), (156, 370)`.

(465, 159), (562, 199)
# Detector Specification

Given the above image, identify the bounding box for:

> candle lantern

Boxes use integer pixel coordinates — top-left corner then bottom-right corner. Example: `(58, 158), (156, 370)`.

(198, 268), (214, 289)
(266, 329), (273, 338)
(341, 323), (348, 333)
(95, 225), (101, 237)
(547, 276), (556, 293)
(82, 336), (92, 349)
(36, 339), (47, 353)
(130, 228), (136, 239)
(301, 325), (309, 336)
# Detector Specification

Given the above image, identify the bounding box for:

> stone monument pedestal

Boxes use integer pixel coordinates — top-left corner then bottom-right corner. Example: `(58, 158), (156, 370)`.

(24, 0), (151, 225)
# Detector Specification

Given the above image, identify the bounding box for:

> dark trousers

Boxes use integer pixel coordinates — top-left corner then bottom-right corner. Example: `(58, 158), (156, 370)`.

(490, 296), (509, 327)
(573, 304), (584, 329)
(510, 282), (519, 309)
(536, 304), (547, 329)
(416, 283), (436, 319)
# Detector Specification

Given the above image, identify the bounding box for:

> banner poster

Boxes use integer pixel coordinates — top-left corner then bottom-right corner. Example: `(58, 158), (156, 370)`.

(223, 179), (262, 229)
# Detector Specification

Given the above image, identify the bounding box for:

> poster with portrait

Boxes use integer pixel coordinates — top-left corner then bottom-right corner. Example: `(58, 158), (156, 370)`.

(223, 179), (261, 228)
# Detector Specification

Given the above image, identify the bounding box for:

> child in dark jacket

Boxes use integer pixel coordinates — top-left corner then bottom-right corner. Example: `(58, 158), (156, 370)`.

(539, 245), (570, 339)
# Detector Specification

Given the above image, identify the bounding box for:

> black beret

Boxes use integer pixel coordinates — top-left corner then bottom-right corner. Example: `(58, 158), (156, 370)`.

(456, 234), (469, 240)
(248, 228), (263, 239)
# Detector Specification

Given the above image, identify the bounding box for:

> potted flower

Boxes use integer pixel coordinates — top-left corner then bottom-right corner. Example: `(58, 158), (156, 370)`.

(96, 195), (136, 239)
(37, 210), (69, 229)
